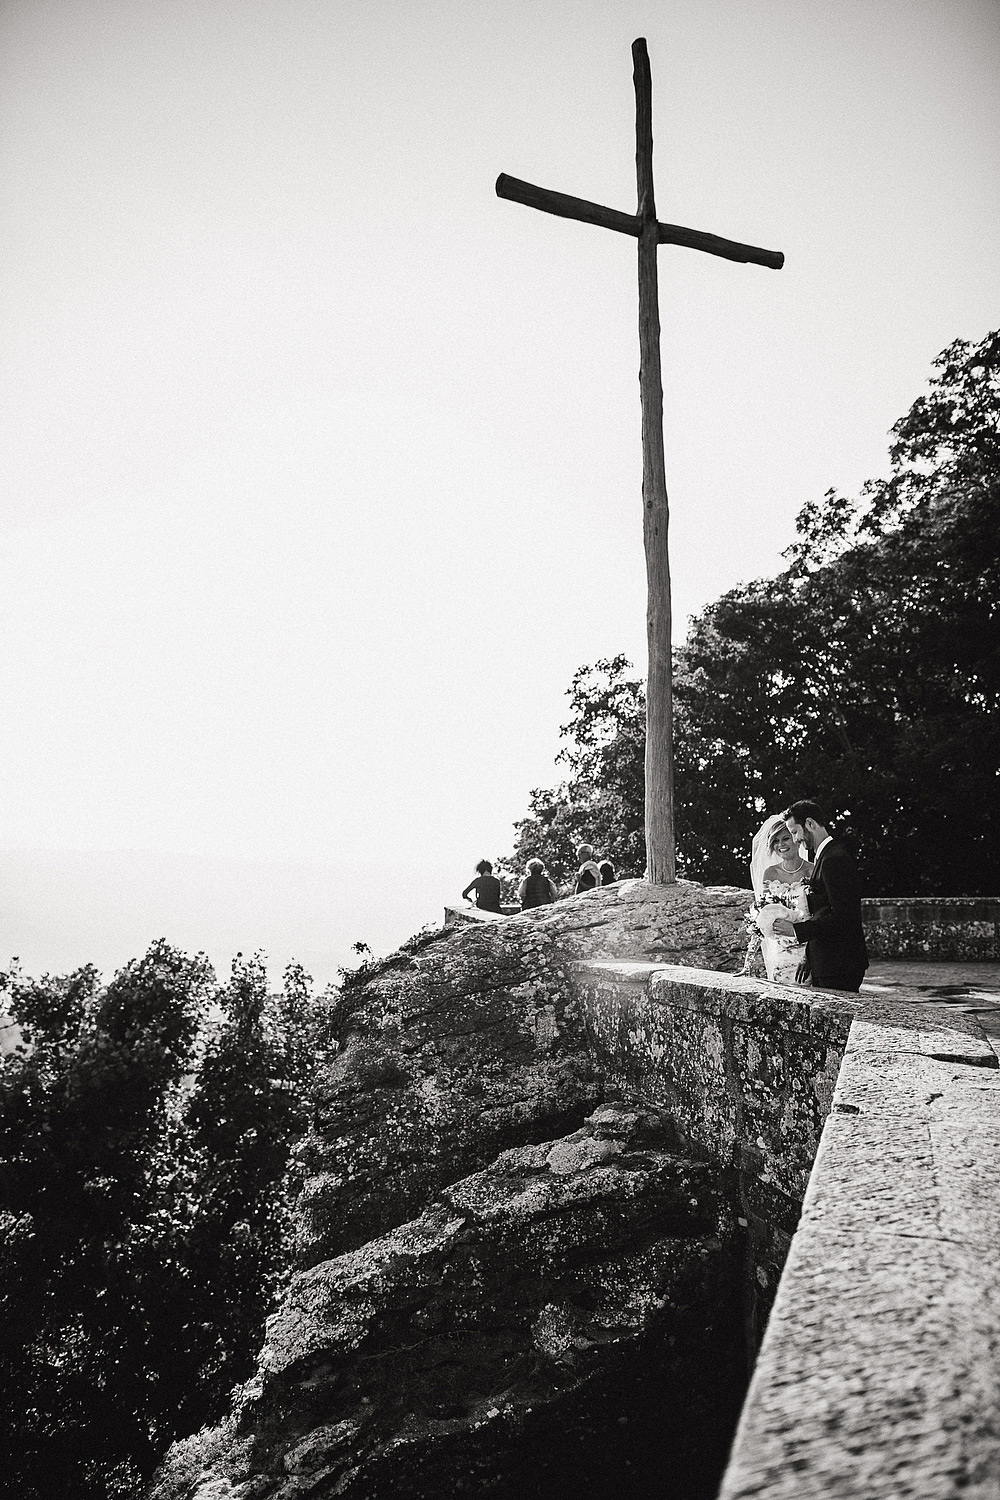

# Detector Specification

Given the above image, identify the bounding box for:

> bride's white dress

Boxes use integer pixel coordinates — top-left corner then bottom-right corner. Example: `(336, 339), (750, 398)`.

(756, 877), (810, 985)
(747, 815), (812, 986)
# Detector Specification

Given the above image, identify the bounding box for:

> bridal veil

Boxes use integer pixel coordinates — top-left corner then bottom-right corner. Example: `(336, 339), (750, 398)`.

(750, 814), (789, 897)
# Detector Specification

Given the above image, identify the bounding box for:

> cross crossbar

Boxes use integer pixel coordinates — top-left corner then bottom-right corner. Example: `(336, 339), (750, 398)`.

(496, 173), (784, 270)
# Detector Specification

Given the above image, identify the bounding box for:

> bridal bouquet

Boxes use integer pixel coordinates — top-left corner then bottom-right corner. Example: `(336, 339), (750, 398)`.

(740, 879), (810, 975)
(743, 885), (808, 945)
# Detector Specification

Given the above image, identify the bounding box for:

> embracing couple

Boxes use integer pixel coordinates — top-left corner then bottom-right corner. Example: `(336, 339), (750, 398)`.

(747, 799), (869, 993)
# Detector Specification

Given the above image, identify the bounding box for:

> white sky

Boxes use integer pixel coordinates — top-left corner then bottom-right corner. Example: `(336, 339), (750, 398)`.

(2, 0), (998, 985)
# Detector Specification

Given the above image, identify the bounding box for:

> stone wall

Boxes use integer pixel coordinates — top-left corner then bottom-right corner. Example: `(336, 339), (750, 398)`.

(572, 964), (851, 1359)
(862, 897), (1000, 961)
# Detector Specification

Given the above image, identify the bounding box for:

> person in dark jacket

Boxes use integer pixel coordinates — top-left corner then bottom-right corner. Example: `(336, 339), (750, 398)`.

(772, 800), (869, 992)
(598, 858), (616, 885)
(462, 859), (503, 914)
(518, 858), (557, 910)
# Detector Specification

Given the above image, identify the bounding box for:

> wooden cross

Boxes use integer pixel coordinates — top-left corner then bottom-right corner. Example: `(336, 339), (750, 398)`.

(497, 38), (783, 883)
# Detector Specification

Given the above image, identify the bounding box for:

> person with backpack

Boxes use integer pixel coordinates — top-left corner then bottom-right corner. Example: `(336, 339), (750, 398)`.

(518, 858), (558, 910)
(573, 844), (604, 894)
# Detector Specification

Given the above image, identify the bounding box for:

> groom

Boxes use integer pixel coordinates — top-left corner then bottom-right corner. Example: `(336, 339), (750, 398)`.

(772, 800), (869, 992)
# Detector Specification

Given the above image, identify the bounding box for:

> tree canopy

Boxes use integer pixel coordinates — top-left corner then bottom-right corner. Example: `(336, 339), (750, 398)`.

(503, 331), (1000, 896)
(0, 943), (337, 1499)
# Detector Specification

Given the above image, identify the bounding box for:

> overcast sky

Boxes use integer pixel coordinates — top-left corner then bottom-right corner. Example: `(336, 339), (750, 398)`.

(2, 0), (998, 985)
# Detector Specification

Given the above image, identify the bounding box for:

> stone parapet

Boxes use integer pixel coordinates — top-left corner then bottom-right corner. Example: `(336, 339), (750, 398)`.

(721, 988), (1000, 1499)
(862, 896), (1000, 960)
(570, 961), (1000, 1499)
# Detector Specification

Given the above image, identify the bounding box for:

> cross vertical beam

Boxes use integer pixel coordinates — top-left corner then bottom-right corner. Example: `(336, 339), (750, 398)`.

(496, 38), (783, 884)
(633, 39), (674, 883)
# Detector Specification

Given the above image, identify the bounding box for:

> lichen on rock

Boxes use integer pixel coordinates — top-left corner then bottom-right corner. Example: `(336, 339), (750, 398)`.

(151, 1107), (746, 1500)
(150, 880), (754, 1500)
(292, 880), (749, 1267)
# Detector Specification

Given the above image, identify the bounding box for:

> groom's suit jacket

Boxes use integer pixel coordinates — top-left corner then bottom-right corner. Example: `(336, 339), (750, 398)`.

(792, 839), (869, 986)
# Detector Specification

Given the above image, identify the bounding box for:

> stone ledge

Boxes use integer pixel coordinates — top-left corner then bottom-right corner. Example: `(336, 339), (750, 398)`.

(720, 1227), (1000, 1499)
(570, 962), (1000, 1499)
(443, 903), (510, 926)
(725, 983), (1000, 1498)
(574, 958), (992, 1050)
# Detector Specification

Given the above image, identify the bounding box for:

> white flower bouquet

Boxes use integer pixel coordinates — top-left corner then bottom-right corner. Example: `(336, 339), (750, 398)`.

(744, 882), (809, 946)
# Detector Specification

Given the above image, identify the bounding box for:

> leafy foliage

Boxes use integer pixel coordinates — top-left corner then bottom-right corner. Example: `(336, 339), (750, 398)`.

(505, 331), (1000, 896)
(0, 943), (336, 1499)
(501, 657), (645, 885)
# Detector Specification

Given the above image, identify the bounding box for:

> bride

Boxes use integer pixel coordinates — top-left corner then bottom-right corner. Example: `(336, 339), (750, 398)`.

(743, 815), (814, 985)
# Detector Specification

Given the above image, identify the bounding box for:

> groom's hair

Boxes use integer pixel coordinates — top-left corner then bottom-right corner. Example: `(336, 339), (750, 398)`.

(783, 799), (827, 827)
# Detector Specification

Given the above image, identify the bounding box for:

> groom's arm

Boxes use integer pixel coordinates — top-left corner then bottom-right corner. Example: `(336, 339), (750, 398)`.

(792, 852), (861, 942)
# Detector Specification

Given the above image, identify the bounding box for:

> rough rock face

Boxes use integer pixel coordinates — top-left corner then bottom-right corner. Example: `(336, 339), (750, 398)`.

(294, 879), (749, 1266)
(150, 881), (752, 1500)
(150, 1107), (747, 1500)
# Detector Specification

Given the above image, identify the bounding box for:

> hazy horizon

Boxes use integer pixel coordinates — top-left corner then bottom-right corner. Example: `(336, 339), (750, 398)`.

(0, 846), (465, 989)
(3, 0), (997, 988)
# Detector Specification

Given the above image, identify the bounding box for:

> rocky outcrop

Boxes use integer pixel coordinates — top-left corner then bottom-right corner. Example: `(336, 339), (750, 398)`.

(151, 1107), (747, 1500)
(294, 879), (749, 1265)
(150, 881), (752, 1500)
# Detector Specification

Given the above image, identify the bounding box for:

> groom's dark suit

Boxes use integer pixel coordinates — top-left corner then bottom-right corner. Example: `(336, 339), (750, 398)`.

(792, 839), (869, 992)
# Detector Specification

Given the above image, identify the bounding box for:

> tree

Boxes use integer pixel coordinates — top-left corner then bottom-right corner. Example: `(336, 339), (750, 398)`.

(0, 943), (336, 1499)
(502, 657), (646, 885)
(505, 331), (1000, 896)
(0, 944), (214, 1495)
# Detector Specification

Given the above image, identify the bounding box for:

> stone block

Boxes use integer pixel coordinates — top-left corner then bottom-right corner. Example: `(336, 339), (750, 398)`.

(720, 1228), (1000, 1499)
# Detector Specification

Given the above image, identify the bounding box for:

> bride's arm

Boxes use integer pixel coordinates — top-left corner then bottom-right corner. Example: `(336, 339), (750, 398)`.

(740, 929), (763, 975)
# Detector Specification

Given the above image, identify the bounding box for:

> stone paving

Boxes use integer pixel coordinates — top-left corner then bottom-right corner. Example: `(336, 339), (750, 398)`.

(862, 962), (1000, 1063)
(862, 959), (1000, 1003)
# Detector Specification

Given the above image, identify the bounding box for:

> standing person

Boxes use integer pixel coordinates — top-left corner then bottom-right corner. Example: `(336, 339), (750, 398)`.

(598, 856), (617, 885)
(772, 801), (869, 992)
(744, 815), (814, 984)
(462, 859), (503, 914)
(573, 844), (604, 894)
(518, 858), (558, 910)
